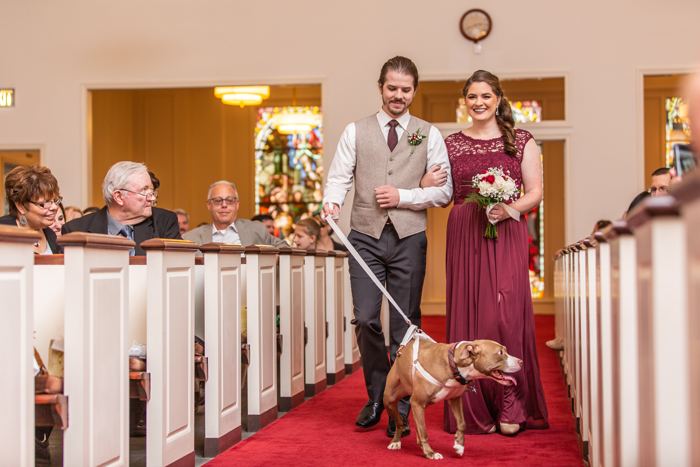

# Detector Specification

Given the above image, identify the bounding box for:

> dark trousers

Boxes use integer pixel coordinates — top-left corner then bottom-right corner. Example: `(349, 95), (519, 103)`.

(348, 225), (427, 416)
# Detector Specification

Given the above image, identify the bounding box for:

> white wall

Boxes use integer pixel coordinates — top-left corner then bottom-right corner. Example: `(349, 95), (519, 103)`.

(1, 0), (699, 241)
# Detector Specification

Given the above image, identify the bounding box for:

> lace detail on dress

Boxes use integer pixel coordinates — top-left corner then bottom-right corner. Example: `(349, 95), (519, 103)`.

(446, 129), (533, 203)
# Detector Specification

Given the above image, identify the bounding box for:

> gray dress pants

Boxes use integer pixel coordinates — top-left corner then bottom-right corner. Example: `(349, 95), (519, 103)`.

(348, 224), (427, 415)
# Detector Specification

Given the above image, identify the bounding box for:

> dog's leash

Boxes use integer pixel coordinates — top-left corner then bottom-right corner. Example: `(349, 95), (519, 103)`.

(325, 215), (435, 347)
(326, 215), (476, 391)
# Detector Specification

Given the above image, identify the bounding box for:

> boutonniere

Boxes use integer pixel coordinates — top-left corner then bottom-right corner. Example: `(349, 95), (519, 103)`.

(408, 129), (427, 154)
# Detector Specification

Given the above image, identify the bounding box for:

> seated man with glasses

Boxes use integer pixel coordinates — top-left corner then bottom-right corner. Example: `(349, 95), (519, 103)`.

(183, 180), (286, 250)
(62, 161), (181, 254)
(648, 167), (672, 196)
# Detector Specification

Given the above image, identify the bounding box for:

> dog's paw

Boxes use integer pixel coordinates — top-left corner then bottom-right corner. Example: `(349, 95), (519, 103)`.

(426, 452), (443, 460)
(387, 441), (401, 450)
(453, 443), (464, 456)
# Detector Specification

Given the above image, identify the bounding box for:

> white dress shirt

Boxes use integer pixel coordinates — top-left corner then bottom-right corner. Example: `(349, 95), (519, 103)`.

(323, 109), (453, 211)
(212, 223), (241, 245)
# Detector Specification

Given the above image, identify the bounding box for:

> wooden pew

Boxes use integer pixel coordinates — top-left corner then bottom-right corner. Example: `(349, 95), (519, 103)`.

(604, 221), (639, 467)
(199, 243), (246, 457)
(59, 232), (133, 467)
(569, 243), (584, 445)
(140, 238), (200, 467)
(674, 173), (700, 467)
(304, 249), (328, 396)
(343, 254), (360, 375)
(0, 225), (41, 466)
(244, 245), (280, 431)
(553, 248), (565, 354)
(593, 231), (614, 467)
(627, 196), (691, 467)
(325, 251), (346, 384)
(583, 238), (600, 467)
(561, 247), (574, 398)
(278, 247), (307, 412)
(577, 240), (591, 462)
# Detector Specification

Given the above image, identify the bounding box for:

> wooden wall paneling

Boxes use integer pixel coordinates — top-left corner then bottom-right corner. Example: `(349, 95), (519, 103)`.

(89, 84), (322, 227)
(182, 88), (226, 227)
(422, 204), (451, 316)
(90, 91), (135, 207)
(412, 81), (463, 122)
(143, 91), (176, 210)
(501, 77), (566, 121)
(643, 75), (686, 187)
(222, 105), (257, 222)
(537, 140), (566, 314)
(413, 78), (565, 124)
(644, 92), (665, 184)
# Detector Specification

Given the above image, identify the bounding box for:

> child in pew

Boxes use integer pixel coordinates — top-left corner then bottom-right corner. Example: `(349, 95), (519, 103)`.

(293, 218), (321, 250)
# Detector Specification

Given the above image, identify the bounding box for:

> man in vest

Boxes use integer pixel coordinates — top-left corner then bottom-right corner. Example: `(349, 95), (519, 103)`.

(322, 56), (453, 437)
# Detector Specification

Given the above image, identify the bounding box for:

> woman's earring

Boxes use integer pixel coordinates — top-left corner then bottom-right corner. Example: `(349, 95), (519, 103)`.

(19, 214), (27, 226)
(496, 107), (500, 116)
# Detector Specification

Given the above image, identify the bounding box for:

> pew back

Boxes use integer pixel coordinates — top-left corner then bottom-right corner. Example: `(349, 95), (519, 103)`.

(0, 226), (41, 466)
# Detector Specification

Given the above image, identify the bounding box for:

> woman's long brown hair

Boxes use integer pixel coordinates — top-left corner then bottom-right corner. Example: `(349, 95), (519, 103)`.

(462, 70), (517, 157)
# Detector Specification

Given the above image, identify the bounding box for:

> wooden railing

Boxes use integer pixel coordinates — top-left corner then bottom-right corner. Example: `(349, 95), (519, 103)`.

(554, 171), (700, 467)
(2, 227), (356, 466)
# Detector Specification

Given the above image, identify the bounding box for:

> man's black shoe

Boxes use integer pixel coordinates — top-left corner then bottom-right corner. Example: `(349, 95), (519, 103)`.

(356, 401), (384, 428)
(386, 414), (411, 438)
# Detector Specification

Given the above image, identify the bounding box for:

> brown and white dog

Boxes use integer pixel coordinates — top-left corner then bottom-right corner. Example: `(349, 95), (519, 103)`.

(383, 336), (522, 459)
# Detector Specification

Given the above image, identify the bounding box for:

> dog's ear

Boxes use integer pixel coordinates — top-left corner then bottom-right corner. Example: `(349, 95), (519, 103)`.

(463, 343), (481, 359)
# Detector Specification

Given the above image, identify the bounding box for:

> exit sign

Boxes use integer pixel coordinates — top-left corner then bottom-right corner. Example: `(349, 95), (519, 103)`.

(0, 89), (14, 107)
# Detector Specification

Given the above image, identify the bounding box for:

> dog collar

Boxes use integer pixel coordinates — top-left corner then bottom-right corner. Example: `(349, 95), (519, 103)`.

(448, 342), (471, 385)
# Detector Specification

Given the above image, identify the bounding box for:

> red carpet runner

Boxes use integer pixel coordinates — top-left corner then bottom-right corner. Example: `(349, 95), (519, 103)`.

(205, 315), (583, 466)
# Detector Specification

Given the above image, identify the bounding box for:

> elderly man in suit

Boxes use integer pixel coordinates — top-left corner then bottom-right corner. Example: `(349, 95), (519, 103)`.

(183, 180), (286, 248)
(62, 161), (181, 254)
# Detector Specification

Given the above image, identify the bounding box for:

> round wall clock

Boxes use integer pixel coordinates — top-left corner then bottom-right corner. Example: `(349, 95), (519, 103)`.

(460, 9), (492, 43)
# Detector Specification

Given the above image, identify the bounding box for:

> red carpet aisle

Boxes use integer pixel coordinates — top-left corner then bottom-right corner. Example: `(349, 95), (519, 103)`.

(205, 315), (583, 466)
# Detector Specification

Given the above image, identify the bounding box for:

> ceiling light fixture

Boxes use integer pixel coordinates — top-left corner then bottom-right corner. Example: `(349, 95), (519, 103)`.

(214, 86), (270, 108)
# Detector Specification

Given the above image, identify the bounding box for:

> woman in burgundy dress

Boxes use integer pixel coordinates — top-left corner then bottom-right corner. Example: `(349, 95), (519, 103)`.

(443, 70), (548, 435)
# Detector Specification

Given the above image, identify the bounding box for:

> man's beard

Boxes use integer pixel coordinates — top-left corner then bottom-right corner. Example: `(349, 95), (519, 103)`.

(384, 97), (411, 116)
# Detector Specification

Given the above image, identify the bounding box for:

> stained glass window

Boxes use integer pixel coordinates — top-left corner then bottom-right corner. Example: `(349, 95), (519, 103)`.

(666, 97), (692, 167)
(457, 99), (542, 123)
(254, 107), (323, 240)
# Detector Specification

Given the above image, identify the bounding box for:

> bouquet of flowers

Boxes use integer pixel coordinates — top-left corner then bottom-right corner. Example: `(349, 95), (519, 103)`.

(464, 167), (521, 238)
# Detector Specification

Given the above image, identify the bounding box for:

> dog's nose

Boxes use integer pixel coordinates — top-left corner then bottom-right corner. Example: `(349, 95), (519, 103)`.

(517, 359), (523, 367)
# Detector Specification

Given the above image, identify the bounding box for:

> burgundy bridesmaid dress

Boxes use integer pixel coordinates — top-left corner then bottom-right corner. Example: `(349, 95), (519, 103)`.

(443, 129), (549, 434)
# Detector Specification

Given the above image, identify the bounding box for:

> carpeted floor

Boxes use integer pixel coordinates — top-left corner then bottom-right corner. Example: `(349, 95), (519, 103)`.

(204, 315), (583, 466)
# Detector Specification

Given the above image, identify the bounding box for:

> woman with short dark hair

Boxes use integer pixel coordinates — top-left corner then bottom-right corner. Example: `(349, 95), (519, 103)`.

(1, 164), (63, 254)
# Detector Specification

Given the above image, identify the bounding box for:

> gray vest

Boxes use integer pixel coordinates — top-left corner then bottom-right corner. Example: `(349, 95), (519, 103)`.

(350, 114), (431, 239)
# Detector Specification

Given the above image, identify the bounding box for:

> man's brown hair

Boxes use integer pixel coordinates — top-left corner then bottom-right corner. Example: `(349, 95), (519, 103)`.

(378, 56), (419, 89)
